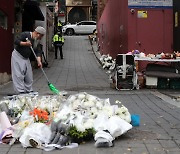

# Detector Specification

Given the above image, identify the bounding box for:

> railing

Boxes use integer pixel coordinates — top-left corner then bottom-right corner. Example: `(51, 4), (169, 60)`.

(128, 0), (172, 7)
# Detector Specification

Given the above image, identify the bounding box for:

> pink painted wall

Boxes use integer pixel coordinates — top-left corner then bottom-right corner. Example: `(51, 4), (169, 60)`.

(97, 0), (173, 62)
(128, 8), (173, 54)
(97, 0), (128, 58)
(0, 0), (14, 74)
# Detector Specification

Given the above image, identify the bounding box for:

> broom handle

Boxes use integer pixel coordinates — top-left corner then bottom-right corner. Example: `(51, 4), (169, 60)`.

(26, 38), (50, 83)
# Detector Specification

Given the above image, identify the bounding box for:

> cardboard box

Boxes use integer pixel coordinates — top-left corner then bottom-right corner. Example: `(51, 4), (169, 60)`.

(146, 76), (158, 88)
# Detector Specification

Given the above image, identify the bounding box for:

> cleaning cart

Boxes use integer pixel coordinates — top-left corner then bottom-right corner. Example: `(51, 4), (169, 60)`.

(115, 54), (138, 90)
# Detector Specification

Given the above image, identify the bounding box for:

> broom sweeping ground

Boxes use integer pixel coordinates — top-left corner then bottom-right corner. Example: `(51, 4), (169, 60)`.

(38, 65), (60, 94)
(29, 43), (60, 94)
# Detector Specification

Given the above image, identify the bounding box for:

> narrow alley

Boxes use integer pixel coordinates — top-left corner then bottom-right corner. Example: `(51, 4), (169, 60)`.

(0, 36), (180, 154)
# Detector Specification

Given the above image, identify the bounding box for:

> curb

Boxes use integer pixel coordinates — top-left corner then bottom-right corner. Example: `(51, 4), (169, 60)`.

(89, 40), (102, 65)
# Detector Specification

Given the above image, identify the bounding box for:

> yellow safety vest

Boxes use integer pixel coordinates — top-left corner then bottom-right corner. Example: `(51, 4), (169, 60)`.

(53, 34), (64, 43)
(57, 22), (62, 27)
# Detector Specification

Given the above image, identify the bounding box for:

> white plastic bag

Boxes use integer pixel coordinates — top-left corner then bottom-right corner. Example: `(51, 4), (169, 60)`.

(93, 114), (109, 132)
(107, 116), (132, 138)
(19, 123), (51, 148)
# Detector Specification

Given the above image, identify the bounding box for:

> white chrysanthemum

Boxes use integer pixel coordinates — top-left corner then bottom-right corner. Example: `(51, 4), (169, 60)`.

(56, 105), (71, 121)
(50, 99), (60, 111)
(115, 107), (123, 115)
(83, 100), (95, 108)
(109, 62), (115, 70)
(38, 101), (45, 110)
(18, 97), (26, 104)
(115, 106), (131, 123)
(88, 107), (98, 119)
(86, 94), (97, 102)
(72, 99), (81, 110)
(77, 93), (86, 100)
(102, 106), (114, 117)
(115, 105), (129, 115)
(118, 112), (131, 123)
(83, 119), (94, 129)
(0, 100), (10, 105)
(124, 112), (131, 123)
(120, 105), (129, 113)
(46, 103), (53, 113)
(99, 57), (104, 62)
(13, 99), (24, 110)
(68, 95), (77, 103)
(95, 101), (103, 110)
(115, 100), (122, 104)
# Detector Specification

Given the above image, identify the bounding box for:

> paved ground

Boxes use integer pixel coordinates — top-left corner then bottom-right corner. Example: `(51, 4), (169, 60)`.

(0, 36), (180, 154)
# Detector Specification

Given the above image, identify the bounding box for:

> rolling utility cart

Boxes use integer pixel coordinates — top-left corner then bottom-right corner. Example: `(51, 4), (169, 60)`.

(115, 54), (138, 90)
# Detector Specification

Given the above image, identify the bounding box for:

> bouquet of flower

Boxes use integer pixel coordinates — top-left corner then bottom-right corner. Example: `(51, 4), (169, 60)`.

(99, 54), (115, 70)
(29, 108), (49, 123)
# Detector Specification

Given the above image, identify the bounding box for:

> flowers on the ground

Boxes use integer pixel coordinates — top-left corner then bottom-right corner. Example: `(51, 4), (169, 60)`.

(54, 92), (132, 144)
(29, 108), (49, 123)
(114, 103), (131, 123)
(0, 92), (132, 147)
(2, 95), (64, 119)
(100, 54), (115, 70)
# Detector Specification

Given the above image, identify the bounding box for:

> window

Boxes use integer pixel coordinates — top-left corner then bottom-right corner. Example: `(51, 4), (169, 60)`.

(78, 22), (84, 25)
(88, 22), (96, 25)
(0, 10), (8, 30)
(77, 21), (96, 26)
(82, 22), (88, 25)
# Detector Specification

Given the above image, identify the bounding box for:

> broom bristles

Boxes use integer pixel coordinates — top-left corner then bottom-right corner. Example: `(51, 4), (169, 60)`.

(48, 83), (59, 94)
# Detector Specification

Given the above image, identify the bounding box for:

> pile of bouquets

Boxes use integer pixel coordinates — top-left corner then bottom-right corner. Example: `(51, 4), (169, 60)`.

(54, 92), (132, 144)
(0, 92), (132, 149)
(99, 54), (116, 70)
(1, 94), (64, 123)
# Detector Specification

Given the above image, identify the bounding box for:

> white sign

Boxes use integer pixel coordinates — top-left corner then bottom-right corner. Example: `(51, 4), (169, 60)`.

(128, 0), (172, 7)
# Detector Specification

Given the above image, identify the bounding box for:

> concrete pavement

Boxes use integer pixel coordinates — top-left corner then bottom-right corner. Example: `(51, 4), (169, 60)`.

(0, 36), (180, 154)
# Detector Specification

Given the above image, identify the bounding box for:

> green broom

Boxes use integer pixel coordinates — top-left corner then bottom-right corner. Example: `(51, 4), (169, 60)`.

(28, 41), (60, 94)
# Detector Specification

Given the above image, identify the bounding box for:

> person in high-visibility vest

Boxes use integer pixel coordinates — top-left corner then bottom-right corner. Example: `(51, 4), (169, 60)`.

(57, 20), (62, 32)
(57, 20), (62, 27)
(53, 31), (64, 59)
